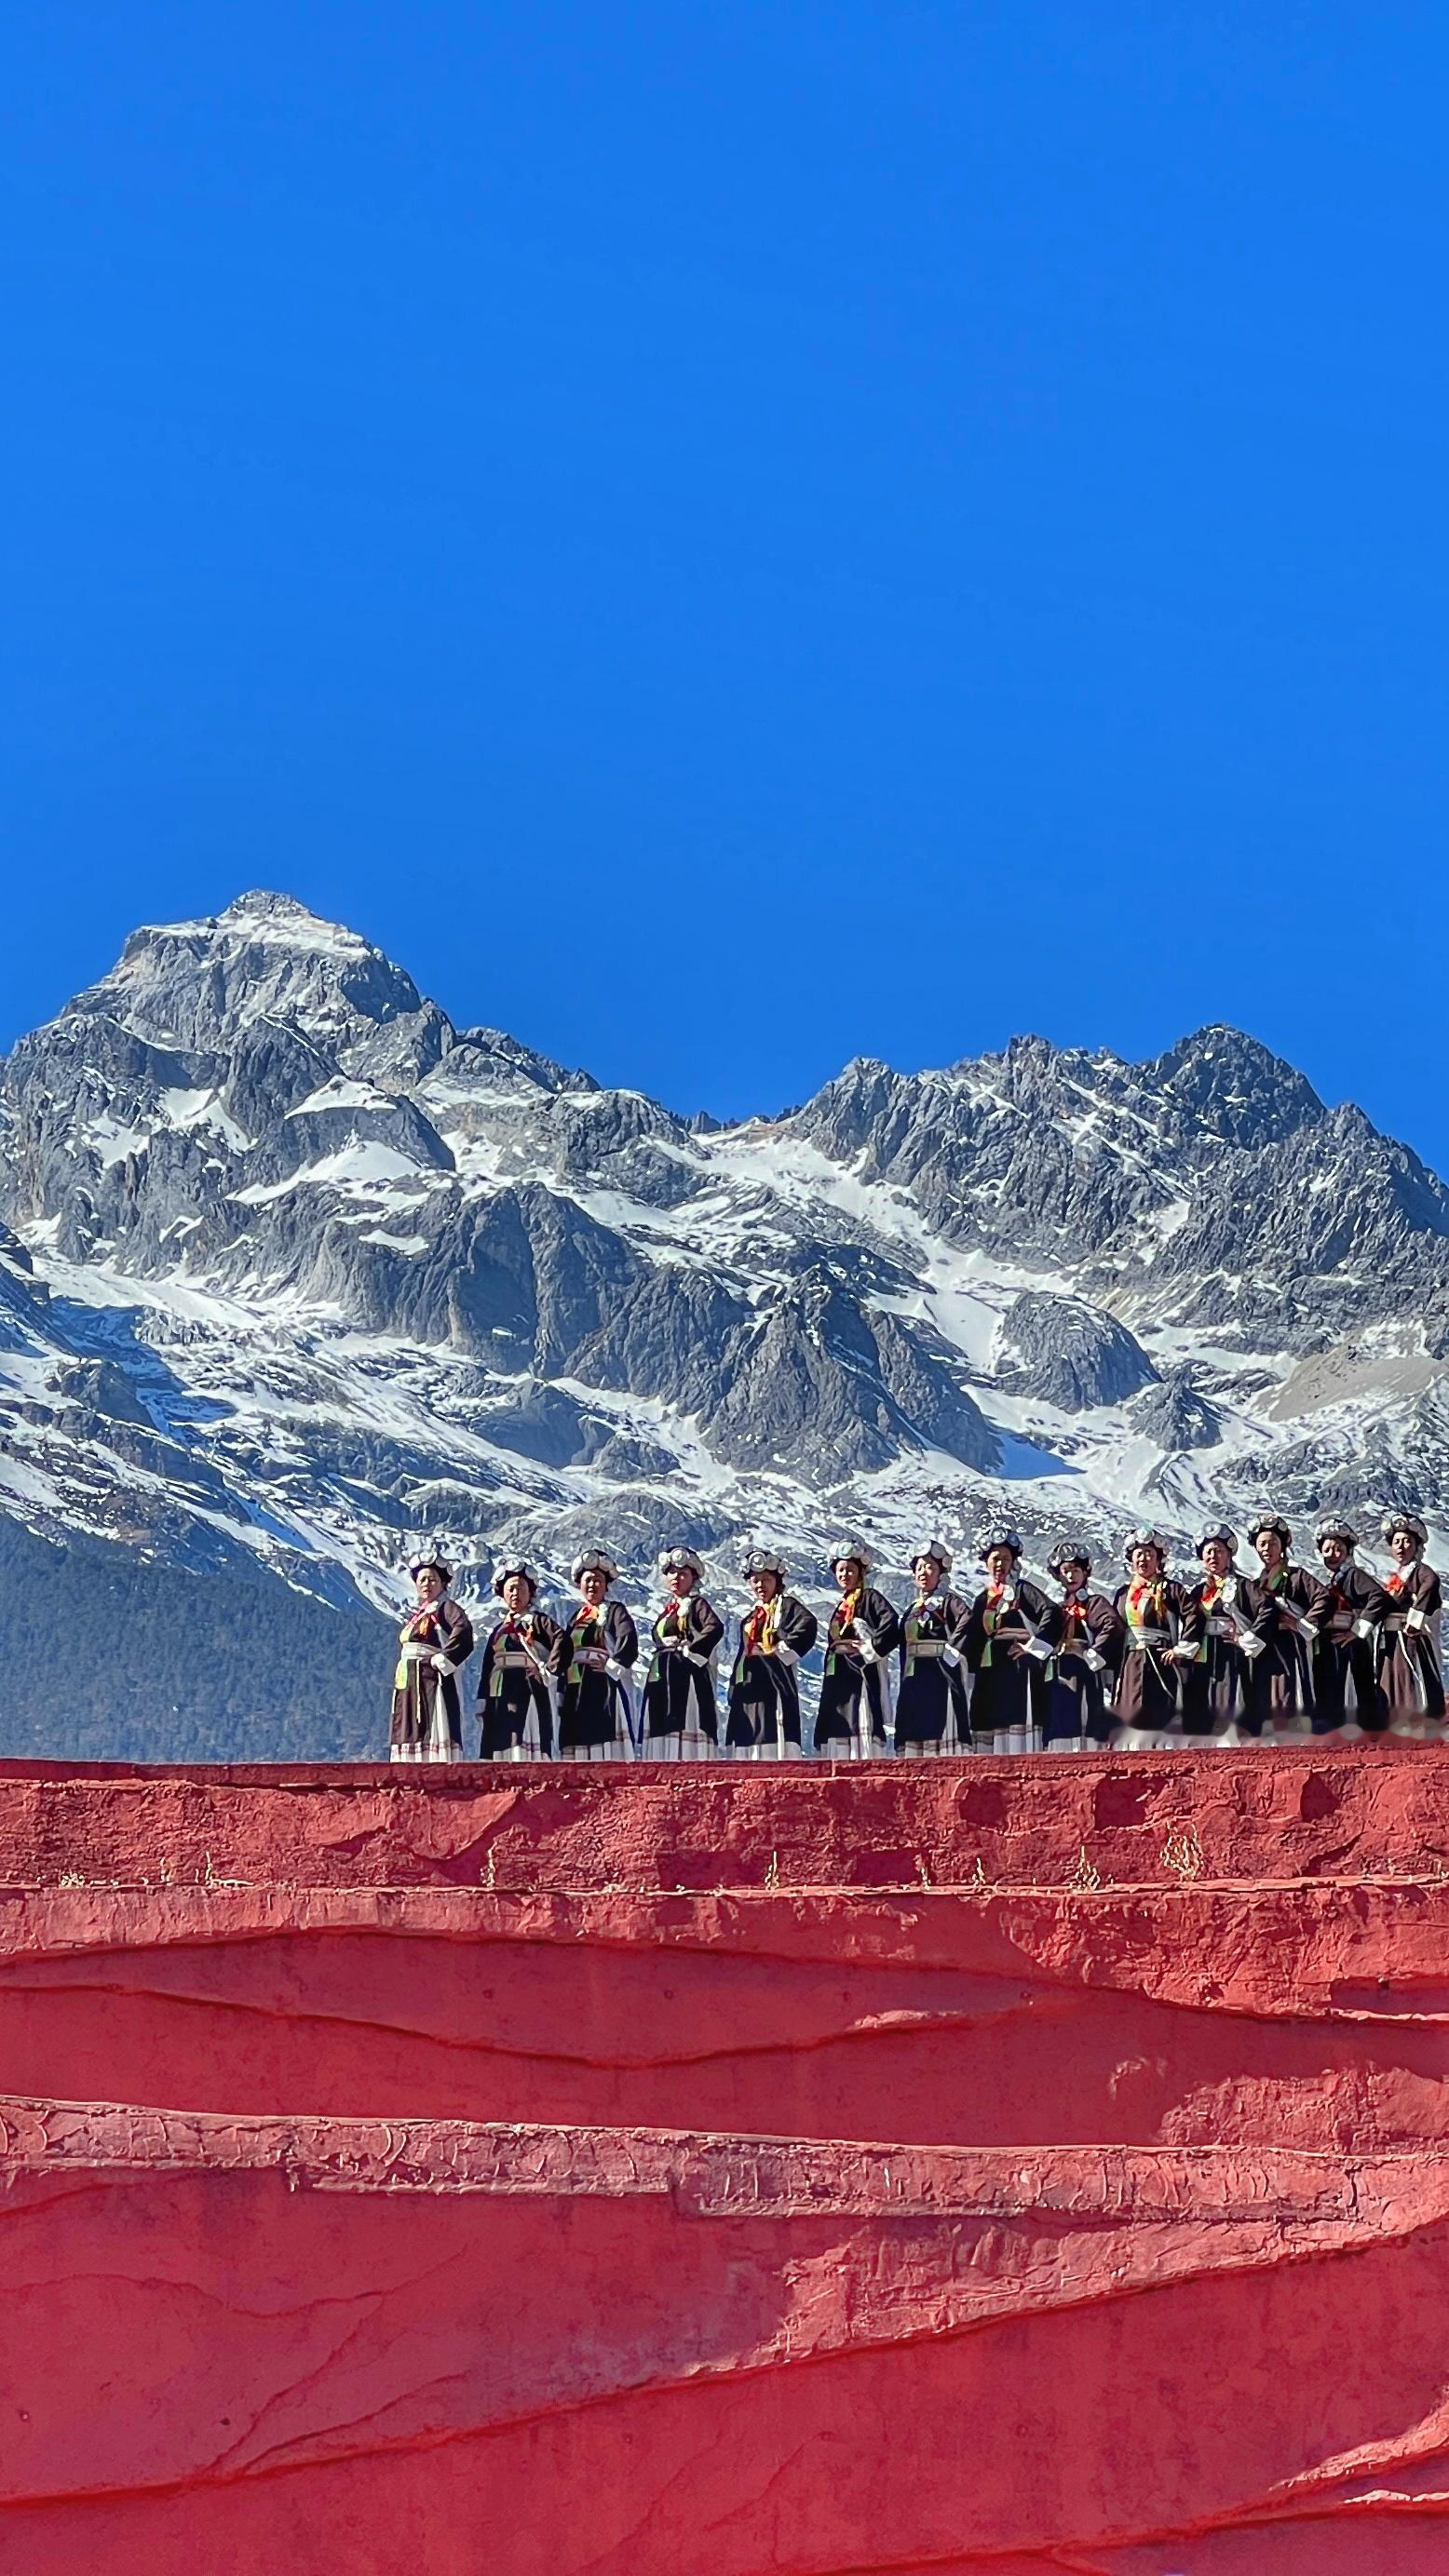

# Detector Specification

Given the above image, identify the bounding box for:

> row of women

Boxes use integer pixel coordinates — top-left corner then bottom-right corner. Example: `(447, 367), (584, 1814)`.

(389, 1504), (1433, 1761)
(387, 1507), (1443, 1760)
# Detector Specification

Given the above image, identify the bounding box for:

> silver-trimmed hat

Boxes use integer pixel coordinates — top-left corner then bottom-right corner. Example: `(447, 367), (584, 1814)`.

(978, 1524), (1023, 1563)
(912, 1540), (955, 1576)
(1382, 1511), (1429, 1548)
(658, 1544), (704, 1579)
(1315, 1517), (1359, 1554)
(1047, 1539), (1092, 1580)
(407, 1550), (452, 1584)
(1123, 1526), (1169, 1566)
(571, 1547), (618, 1585)
(1196, 1524), (1238, 1559)
(494, 1559), (539, 1598)
(743, 1547), (787, 1580)
(1247, 1514), (1293, 1554)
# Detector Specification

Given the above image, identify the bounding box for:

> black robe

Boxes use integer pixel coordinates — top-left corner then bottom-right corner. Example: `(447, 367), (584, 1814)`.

(1243, 1565), (1325, 1733)
(389, 1596), (475, 1758)
(1378, 1562), (1445, 1726)
(1179, 1572), (1273, 1735)
(816, 1586), (901, 1750)
(1111, 1580), (1198, 1733)
(894, 1589), (972, 1747)
(549, 1598), (640, 1751)
(1312, 1564), (1388, 1733)
(1044, 1589), (1124, 1745)
(725, 1594), (819, 1751)
(477, 1609), (560, 1758)
(966, 1578), (1062, 1745)
(642, 1592), (724, 1744)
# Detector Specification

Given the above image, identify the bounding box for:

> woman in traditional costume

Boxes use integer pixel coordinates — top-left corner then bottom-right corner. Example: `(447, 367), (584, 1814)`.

(1179, 1526), (1269, 1743)
(477, 1561), (559, 1759)
(1242, 1516), (1325, 1738)
(1111, 1531), (1198, 1747)
(389, 1553), (475, 1763)
(815, 1547), (900, 1757)
(1311, 1519), (1387, 1736)
(965, 1528), (1060, 1753)
(641, 1546), (724, 1759)
(1376, 1511), (1445, 1736)
(1042, 1544), (1123, 1748)
(549, 1549), (639, 1761)
(724, 1551), (819, 1759)
(893, 1543), (972, 1755)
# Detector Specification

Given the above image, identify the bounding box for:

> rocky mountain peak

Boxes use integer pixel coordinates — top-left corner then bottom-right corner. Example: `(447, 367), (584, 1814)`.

(7, 891), (1449, 1762)
(1146, 1024), (1324, 1148)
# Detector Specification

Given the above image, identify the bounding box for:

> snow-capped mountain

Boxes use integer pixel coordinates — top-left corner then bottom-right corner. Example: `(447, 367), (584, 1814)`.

(4, 887), (1447, 1756)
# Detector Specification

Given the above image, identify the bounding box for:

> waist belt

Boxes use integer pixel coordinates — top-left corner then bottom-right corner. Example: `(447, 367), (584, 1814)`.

(399, 1642), (434, 1664)
(1385, 1613), (1409, 1633)
(1127, 1629), (1171, 1650)
(909, 1638), (944, 1658)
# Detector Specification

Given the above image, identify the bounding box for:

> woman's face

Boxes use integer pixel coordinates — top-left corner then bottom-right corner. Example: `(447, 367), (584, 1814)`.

(580, 1567), (609, 1606)
(502, 1574), (533, 1614)
(415, 1567), (444, 1605)
(914, 1558), (942, 1597)
(834, 1559), (863, 1594)
(749, 1569), (781, 1604)
(1130, 1545), (1161, 1583)
(1200, 1540), (1231, 1581)
(667, 1565), (697, 1598)
(1390, 1527), (1418, 1566)
(1057, 1559), (1089, 1592)
(985, 1546), (1016, 1586)
(1255, 1530), (1285, 1572)
(1319, 1535), (1348, 1573)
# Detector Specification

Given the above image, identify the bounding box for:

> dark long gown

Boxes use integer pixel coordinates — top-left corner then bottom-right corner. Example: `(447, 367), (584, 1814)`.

(816, 1585), (901, 1755)
(549, 1599), (640, 1757)
(477, 1609), (560, 1758)
(966, 1578), (1062, 1749)
(389, 1595), (475, 1761)
(725, 1594), (819, 1757)
(642, 1592), (724, 1758)
(1242, 1566), (1325, 1736)
(1110, 1580), (1198, 1734)
(1178, 1573), (1271, 1737)
(1312, 1565), (1388, 1734)
(894, 1590), (972, 1751)
(1377, 1563), (1445, 1730)
(1044, 1590), (1124, 1746)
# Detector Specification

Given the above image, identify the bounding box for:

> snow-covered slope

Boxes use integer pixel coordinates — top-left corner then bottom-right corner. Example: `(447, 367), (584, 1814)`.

(3, 889), (1446, 1753)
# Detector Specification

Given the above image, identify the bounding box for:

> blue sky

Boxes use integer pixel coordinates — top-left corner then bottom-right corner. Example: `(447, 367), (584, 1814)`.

(4, 6), (1447, 1155)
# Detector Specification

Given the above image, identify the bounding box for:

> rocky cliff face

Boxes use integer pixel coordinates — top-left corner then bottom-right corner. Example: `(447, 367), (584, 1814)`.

(4, 890), (1448, 1751)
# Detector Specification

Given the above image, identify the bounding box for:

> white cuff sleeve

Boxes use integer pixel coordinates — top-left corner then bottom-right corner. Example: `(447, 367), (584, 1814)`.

(604, 1655), (626, 1679)
(1407, 1607), (1429, 1633)
(941, 1644), (961, 1669)
(1239, 1632), (1266, 1658)
(1352, 1616), (1377, 1640)
(1023, 1635), (1053, 1663)
(1082, 1647), (1106, 1673)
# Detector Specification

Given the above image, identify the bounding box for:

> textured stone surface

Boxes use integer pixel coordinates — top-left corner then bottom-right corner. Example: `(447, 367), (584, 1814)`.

(4, 1751), (1449, 2569)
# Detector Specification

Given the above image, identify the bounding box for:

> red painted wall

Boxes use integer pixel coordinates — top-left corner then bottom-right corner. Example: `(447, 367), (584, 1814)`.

(2, 1750), (1447, 2570)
